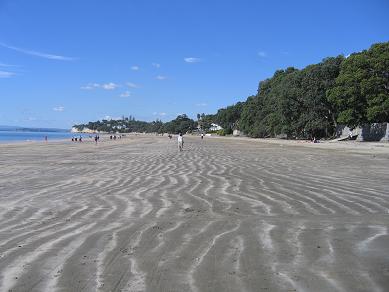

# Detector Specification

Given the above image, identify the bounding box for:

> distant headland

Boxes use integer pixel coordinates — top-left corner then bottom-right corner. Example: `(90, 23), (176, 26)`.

(0, 125), (69, 133)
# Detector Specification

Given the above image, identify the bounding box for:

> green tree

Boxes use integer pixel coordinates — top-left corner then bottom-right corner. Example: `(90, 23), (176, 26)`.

(328, 42), (389, 128)
(215, 102), (244, 133)
(163, 114), (196, 134)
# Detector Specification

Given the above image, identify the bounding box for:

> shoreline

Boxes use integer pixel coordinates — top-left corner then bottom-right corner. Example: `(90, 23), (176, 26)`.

(1, 133), (389, 155)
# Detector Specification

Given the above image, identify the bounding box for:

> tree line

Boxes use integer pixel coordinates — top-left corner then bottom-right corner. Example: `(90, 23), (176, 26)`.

(74, 42), (388, 139)
(73, 114), (197, 135)
(212, 42), (388, 139)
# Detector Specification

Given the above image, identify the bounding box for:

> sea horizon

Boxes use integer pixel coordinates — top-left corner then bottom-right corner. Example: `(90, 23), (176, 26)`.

(0, 130), (87, 143)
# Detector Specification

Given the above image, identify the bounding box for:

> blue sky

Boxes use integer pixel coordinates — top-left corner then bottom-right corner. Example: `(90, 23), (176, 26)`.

(0, 0), (388, 128)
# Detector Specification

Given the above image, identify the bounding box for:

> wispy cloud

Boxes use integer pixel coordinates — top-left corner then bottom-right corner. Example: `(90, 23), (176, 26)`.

(102, 115), (121, 121)
(153, 112), (167, 116)
(101, 82), (119, 90)
(184, 57), (202, 63)
(257, 51), (267, 58)
(131, 65), (139, 71)
(81, 83), (100, 90)
(81, 82), (119, 90)
(152, 63), (160, 68)
(0, 42), (76, 61)
(53, 106), (64, 112)
(0, 70), (15, 78)
(195, 102), (207, 107)
(119, 91), (131, 97)
(156, 75), (167, 80)
(0, 62), (18, 67)
(126, 82), (139, 88)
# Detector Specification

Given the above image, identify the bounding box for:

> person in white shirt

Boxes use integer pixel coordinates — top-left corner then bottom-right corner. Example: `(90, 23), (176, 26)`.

(177, 133), (184, 151)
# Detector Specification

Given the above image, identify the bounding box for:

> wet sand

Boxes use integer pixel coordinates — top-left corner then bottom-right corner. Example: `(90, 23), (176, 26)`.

(0, 136), (388, 291)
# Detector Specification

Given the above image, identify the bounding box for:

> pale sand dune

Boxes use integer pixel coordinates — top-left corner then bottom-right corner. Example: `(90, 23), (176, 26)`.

(0, 136), (388, 291)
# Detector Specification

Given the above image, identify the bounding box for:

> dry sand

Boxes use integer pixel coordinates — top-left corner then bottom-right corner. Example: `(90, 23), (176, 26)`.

(0, 136), (388, 292)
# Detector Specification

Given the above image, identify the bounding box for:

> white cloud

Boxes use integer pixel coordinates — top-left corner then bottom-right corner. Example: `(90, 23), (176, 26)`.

(156, 75), (167, 80)
(153, 112), (167, 116)
(81, 83), (100, 90)
(0, 70), (15, 78)
(119, 91), (131, 97)
(0, 42), (76, 61)
(101, 82), (119, 90)
(152, 63), (160, 68)
(131, 65), (139, 71)
(196, 102), (207, 107)
(81, 84), (94, 90)
(53, 106), (64, 112)
(184, 57), (202, 63)
(102, 115), (122, 120)
(126, 82), (139, 88)
(0, 62), (17, 67)
(82, 82), (119, 90)
(258, 51), (267, 58)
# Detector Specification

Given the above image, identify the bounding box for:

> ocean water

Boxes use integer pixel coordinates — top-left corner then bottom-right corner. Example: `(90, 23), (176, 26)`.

(0, 131), (85, 143)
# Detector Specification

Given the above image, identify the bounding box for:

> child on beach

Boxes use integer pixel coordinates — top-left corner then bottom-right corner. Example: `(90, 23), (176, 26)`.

(178, 133), (184, 151)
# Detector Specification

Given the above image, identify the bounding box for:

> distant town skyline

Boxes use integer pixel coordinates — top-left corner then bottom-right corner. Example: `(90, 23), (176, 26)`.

(1, 0), (388, 128)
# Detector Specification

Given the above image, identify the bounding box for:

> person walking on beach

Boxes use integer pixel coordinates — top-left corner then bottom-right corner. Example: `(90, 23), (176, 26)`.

(94, 134), (98, 145)
(177, 133), (184, 151)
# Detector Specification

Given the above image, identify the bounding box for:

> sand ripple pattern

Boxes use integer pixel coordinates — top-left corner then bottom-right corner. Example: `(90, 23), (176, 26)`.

(0, 136), (388, 291)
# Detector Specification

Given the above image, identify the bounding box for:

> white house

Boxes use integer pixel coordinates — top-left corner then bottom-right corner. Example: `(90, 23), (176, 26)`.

(210, 123), (223, 131)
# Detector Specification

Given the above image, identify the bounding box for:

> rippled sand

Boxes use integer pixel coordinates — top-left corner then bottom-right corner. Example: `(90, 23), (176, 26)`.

(0, 136), (388, 291)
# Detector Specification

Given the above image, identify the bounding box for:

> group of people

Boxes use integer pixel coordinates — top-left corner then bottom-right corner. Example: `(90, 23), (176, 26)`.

(71, 136), (83, 142)
(94, 135), (100, 144)
(109, 135), (122, 140)
(71, 135), (98, 144)
(71, 134), (126, 144)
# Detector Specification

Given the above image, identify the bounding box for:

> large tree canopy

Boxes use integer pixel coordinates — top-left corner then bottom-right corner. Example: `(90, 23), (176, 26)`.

(327, 42), (389, 128)
(162, 114), (196, 134)
(239, 58), (344, 139)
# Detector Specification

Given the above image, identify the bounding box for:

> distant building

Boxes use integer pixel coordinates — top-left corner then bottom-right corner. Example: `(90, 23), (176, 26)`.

(233, 129), (244, 136)
(209, 123), (223, 131)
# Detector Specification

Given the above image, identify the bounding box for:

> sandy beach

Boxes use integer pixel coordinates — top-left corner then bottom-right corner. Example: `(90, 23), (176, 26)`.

(0, 135), (388, 292)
